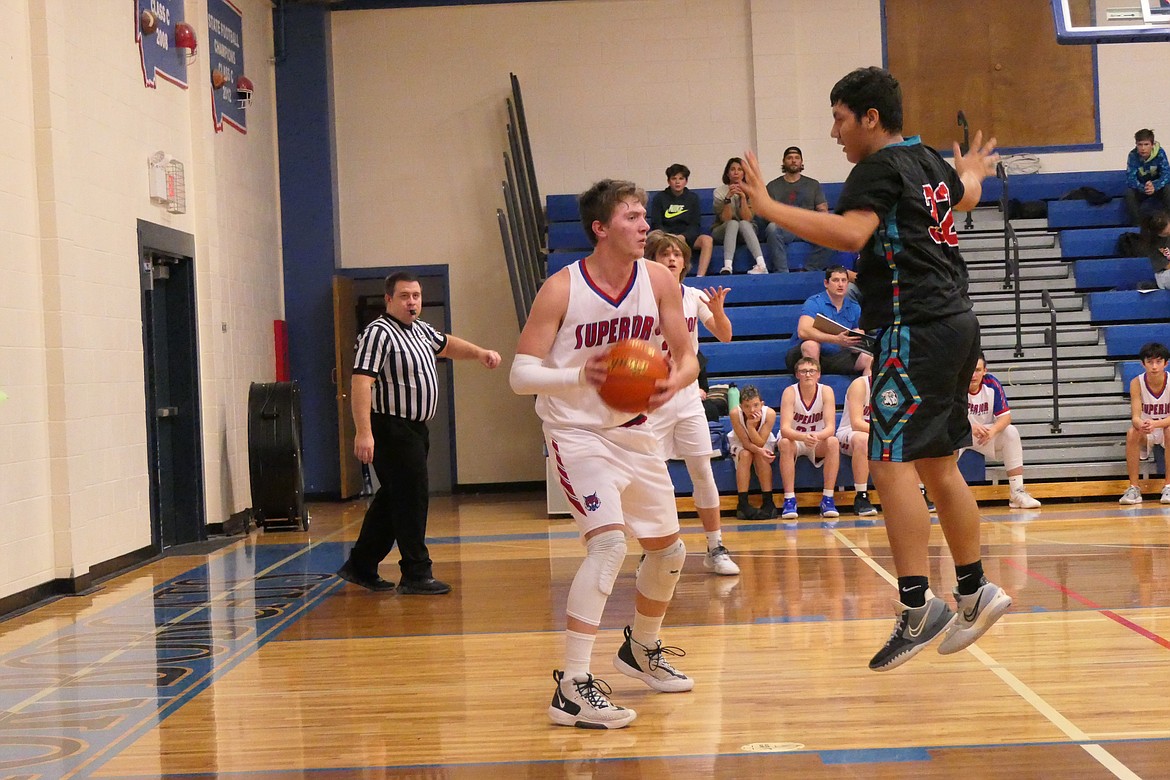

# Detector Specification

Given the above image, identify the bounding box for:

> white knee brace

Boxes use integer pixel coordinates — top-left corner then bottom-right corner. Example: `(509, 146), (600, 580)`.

(636, 538), (686, 602)
(565, 530), (627, 626)
(684, 455), (720, 509)
(1000, 424), (1024, 471)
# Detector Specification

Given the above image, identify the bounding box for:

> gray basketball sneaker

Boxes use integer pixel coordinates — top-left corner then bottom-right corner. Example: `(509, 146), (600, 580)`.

(613, 626), (694, 692)
(548, 670), (636, 729)
(937, 582), (1012, 655)
(868, 591), (955, 671)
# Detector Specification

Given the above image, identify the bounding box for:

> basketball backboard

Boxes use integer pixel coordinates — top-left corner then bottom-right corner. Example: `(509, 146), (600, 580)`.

(1051, 0), (1170, 43)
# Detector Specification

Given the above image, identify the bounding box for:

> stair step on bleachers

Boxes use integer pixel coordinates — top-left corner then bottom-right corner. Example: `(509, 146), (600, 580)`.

(965, 257), (1068, 284)
(1015, 419), (1123, 438)
(1003, 379), (1123, 400)
(959, 233), (1057, 252)
(978, 325), (1098, 350)
(969, 276), (1074, 296)
(991, 361), (1115, 384)
(1009, 397), (1128, 421)
(974, 308), (1090, 329)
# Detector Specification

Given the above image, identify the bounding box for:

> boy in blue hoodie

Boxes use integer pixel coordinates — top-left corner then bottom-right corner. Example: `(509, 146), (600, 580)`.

(1126, 128), (1170, 226)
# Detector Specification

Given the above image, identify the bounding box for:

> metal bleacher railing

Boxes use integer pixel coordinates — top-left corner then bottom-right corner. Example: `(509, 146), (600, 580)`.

(1041, 288), (1062, 434)
(496, 73), (546, 327)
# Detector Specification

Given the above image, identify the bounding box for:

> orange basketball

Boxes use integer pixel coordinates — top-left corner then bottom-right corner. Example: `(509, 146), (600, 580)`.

(598, 339), (669, 414)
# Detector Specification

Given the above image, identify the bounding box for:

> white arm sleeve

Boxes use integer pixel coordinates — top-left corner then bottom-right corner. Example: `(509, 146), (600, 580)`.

(509, 353), (585, 396)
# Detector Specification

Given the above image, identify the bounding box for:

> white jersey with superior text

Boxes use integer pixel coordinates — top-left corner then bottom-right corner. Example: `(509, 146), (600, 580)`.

(1140, 374), (1170, 421)
(535, 258), (660, 430)
(651, 284), (709, 426)
(791, 383), (828, 434)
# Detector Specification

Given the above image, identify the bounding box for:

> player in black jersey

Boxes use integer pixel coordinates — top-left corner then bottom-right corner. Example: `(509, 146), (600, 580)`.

(740, 66), (1012, 671)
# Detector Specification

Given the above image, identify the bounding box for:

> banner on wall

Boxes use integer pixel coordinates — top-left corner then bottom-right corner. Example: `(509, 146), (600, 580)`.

(209, 0), (247, 134)
(136, 0), (190, 89)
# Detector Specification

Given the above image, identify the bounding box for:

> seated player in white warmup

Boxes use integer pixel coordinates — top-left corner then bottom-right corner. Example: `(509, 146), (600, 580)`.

(727, 385), (779, 520)
(645, 230), (739, 575)
(961, 353), (1041, 509)
(1120, 341), (1170, 505)
(778, 357), (840, 523)
(836, 374), (878, 517)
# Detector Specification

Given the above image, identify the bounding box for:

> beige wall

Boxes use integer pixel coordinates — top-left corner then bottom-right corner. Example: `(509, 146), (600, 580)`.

(0, 0), (283, 600)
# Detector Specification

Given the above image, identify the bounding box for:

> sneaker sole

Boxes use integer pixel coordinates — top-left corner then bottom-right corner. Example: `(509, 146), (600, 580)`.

(937, 591), (1013, 655)
(613, 655), (694, 692)
(704, 561), (741, 576)
(548, 706), (636, 729)
(781, 512), (799, 520)
(869, 613), (956, 672)
(1120, 498), (1143, 505)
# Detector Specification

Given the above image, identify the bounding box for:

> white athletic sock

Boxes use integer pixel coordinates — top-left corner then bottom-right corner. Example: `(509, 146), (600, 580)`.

(564, 629), (595, 681)
(631, 612), (664, 651)
(784, 492), (796, 499)
(1008, 475), (1025, 493)
(855, 483), (868, 493)
(823, 489), (834, 497)
(705, 530), (722, 550)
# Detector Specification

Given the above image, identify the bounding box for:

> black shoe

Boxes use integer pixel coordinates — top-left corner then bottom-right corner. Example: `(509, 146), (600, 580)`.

(336, 561), (396, 592)
(920, 487), (936, 514)
(397, 577), (452, 595)
(735, 503), (762, 520)
(758, 503), (778, 520)
(854, 491), (878, 517)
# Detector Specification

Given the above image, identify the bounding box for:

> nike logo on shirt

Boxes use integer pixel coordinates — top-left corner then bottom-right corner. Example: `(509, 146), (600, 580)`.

(663, 205), (689, 219)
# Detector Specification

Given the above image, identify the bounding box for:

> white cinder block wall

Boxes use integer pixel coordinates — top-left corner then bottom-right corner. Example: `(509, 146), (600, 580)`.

(0, 0), (283, 601)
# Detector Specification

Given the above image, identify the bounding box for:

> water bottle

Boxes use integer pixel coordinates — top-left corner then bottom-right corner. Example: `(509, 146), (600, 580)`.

(727, 383), (740, 411)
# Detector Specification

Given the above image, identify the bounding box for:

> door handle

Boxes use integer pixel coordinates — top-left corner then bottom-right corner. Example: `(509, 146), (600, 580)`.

(156, 406), (179, 418)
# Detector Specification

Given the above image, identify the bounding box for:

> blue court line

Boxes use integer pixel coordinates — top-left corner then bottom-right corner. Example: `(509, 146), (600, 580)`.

(106, 736), (1170, 777)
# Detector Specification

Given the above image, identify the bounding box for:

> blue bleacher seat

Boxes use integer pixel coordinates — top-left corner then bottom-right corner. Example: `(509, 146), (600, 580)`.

(1060, 227), (1133, 259)
(1103, 324), (1170, 357)
(1073, 257), (1152, 290)
(684, 272), (823, 304)
(1047, 198), (1128, 229)
(711, 305), (803, 340)
(981, 170), (1127, 206)
(546, 194), (580, 223)
(1088, 290), (1170, 323)
(703, 341), (789, 376)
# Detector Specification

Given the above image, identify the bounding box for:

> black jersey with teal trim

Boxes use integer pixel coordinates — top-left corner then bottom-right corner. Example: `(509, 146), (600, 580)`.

(835, 137), (971, 331)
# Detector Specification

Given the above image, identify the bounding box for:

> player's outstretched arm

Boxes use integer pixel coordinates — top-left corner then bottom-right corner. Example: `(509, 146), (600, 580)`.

(740, 150), (879, 252)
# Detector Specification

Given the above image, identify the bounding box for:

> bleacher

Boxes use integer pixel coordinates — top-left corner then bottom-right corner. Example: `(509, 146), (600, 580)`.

(541, 167), (1167, 509)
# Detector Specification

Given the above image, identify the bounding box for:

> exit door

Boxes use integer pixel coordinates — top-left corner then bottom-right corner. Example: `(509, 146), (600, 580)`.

(138, 222), (205, 549)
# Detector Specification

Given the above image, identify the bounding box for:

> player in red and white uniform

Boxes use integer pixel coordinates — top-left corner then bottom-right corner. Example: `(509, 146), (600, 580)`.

(727, 385), (779, 519)
(778, 357), (840, 523)
(837, 374), (878, 517)
(1121, 342), (1170, 504)
(645, 231), (739, 575)
(510, 180), (699, 729)
(962, 353), (1041, 509)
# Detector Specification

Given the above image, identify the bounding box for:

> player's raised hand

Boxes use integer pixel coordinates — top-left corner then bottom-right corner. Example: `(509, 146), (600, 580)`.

(740, 150), (772, 207)
(954, 130), (1000, 181)
(702, 286), (730, 313)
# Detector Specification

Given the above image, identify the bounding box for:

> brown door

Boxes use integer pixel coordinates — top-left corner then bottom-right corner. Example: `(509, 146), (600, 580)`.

(885, 0), (1096, 150)
(332, 275), (363, 499)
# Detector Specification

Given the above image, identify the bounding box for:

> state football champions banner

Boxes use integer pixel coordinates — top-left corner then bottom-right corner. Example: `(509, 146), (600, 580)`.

(209, 0), (247, 133)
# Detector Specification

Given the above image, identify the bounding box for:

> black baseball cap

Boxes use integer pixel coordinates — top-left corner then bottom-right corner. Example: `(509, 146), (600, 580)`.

(783, 146), (803, 158)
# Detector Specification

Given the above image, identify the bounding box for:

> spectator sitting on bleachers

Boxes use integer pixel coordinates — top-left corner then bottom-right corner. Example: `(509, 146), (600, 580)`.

(713, 158), (769, 275)
(1120, 341), (1170, 505)
(836, 374), (878, 517)
(778, 357), (840, 523)
(1141, 209), (1170, 290)
(649, 164), (715, 276)
(758, 146), (836, 273)
(786, 265), (873, 376)
(727, 384), (778, 520)
(959, 353), (1041, 509)
(1125, 128), (1170, 226)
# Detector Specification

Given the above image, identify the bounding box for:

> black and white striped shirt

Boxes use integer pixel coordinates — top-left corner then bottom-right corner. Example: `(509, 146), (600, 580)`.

(353, 314), (448, 421)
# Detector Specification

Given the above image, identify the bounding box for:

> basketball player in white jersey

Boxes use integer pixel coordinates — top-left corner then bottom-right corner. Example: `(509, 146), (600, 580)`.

(1120, 341), (1170, 504)
(645, 231), (739, 576)
(509, 180), (700, 729)
(837, 374), (878, 517)
(778, 356), (840, 523)
(961, 353), (1041, 509)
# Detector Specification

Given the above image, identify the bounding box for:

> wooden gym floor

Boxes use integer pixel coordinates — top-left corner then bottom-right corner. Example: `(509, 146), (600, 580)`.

(2, 490), (1169, 779)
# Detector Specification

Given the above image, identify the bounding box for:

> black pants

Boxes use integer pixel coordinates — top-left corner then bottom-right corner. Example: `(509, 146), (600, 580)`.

(348, 414), (432, 581)
(1126, 186), (1170, 226)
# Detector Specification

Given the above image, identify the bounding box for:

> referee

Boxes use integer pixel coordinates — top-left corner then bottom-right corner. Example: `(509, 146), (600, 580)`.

(337, 271), (501, 594)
